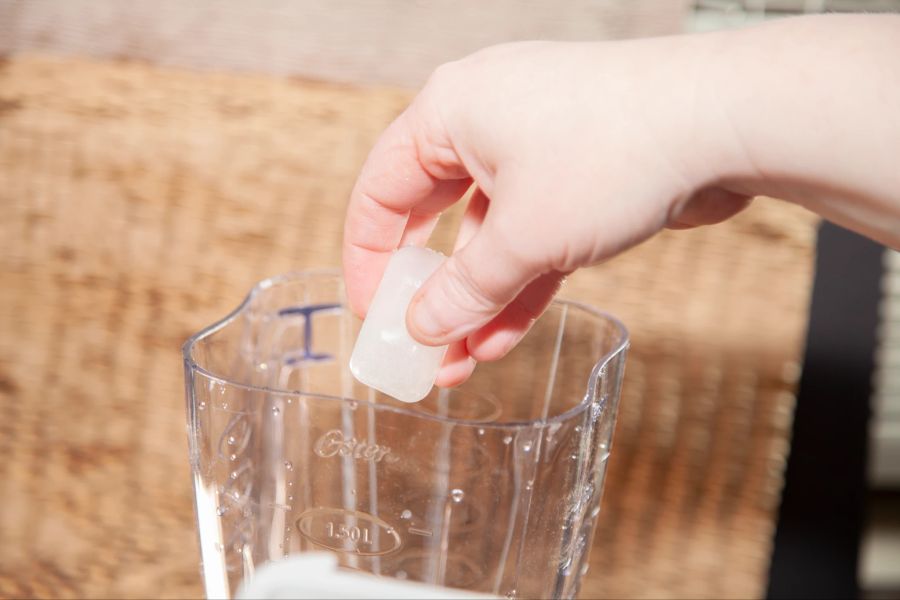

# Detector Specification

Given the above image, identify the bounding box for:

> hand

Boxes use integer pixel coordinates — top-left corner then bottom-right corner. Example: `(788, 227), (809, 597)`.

(343, 37), (749, 386)
(343, 15), (900, 387)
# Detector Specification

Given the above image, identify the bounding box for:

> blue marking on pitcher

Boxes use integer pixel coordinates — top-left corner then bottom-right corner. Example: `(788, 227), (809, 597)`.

(278, 303), (342, 363)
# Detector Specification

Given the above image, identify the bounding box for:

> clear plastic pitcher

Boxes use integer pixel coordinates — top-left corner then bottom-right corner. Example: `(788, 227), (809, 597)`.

(183, 271), (628, 599)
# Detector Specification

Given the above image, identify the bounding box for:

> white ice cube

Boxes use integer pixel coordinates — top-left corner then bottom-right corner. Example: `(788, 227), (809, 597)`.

(350, 246), (448, 403)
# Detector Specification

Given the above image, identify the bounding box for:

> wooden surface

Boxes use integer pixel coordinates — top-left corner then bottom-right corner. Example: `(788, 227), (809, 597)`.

(0, 55), (817, 599)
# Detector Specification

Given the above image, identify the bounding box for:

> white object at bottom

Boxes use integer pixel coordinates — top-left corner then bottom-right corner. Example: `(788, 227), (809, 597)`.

(235, 553), (497, 599)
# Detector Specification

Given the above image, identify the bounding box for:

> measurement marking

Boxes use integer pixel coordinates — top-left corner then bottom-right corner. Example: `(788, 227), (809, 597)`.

(408, 527), (433, 537)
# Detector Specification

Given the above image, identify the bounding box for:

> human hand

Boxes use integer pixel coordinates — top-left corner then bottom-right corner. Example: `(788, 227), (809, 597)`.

(342, 37), (750, 386)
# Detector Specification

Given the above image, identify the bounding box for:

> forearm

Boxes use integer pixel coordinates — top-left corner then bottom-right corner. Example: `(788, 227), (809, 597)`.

(707, 14), (900, 248)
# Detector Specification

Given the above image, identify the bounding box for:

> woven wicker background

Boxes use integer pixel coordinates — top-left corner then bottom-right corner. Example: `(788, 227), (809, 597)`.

(0, 55), (817, 599)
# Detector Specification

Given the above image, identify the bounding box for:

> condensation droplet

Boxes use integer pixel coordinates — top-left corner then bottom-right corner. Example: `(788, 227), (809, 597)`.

(288, 481), (293, 487)
(400, 509), (412, 520)
(287, 495), (294, 502)
(347, 401), (358, 410)
(570, 453), (578, 460)
(477, 428), (485, 436)
(522, 441), (533, 452)
(505, 590), (517, 599)
(524, 480), (533, 491)
(502, 436), (513, 445)
(227, 435), (237, 445)
(284, 461), (293, 471)
(230, 471), (239, 480)
(574, 425), (581, 433)
(272, 406), (280, 416)
(450, 489), (465, 503)
(216, 506), (227, 517)
(214, 542), (224, 552)
(198, 400), (206, 411)
(229, 453), (239, 462)
(590, 506), (601, 518)
(385, 528), (394, 535)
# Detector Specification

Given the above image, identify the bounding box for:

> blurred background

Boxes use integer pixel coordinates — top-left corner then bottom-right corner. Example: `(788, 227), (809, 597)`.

(0, 1), (898, 598)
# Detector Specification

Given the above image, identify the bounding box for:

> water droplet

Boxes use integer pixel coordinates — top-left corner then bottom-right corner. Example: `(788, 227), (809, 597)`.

(284, 461), (293, 471)
(231, 490), (241, 500)
(227, 435), (237, 445)
(214, 542), (224, 552)
(287, 398), (293, 404)
(216, 506), (227, 517)
(258, 362), (268, 371)
(522, 441), (533, 452)
(229, 453), (238, 461)
(502, 436), (513, 445)
(591, 402), (602, 419)
(505, 590), (517, 599)
(285, 526), (292, 532)
(288, 481), (293, 487)
(524, 480), (534, 491)
(570, 453), (578, 460)
(400, 509), (412, 520)
(385, 528), (394, 535)
(396, 570), (407, 580)
(230, 470), (239, 480)
(350, 489), (356, 495)
(450, 489), (465, 503)
(590, 506), (601, 518)
(272, 406), (280, 416)
(198, 400), (206, 411)
(580, 563), (590, 576)
(347, 401), (358, 410)
(287, 495), (294, 502)
(574, 425), (581, 433)
(477, 428), (485, 436)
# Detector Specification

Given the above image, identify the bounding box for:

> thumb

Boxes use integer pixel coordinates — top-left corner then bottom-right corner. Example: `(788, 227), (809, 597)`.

(406, 222), (537, 346)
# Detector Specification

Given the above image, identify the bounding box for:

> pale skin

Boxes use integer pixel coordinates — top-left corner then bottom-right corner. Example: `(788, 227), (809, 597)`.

(343, 14), (900, 387)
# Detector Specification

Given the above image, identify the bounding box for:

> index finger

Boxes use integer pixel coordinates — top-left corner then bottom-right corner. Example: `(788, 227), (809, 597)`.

(343, 104), (470, 317)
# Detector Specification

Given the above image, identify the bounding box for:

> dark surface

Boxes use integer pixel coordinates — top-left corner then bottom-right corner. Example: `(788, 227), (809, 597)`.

(767, 222), (885, 599)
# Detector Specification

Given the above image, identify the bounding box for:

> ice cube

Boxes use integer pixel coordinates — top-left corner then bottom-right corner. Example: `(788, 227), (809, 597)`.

(350, 246), (448, 403)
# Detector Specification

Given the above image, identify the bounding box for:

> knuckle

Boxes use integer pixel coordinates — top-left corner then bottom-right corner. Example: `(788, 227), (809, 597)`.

(428, 60), (462, 86)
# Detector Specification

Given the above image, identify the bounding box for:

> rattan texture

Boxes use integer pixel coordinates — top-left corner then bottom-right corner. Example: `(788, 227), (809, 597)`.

(0, 56), (817, 599)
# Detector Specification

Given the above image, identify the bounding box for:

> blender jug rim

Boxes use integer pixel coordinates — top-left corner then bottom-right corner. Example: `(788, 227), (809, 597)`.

(182, 269), (629, 428)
